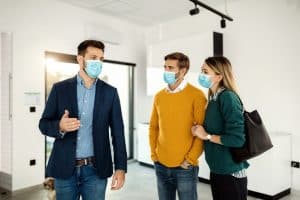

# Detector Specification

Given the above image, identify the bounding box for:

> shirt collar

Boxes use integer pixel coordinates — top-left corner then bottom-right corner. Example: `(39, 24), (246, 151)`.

(165, 78), (188, 93)
(77, 73), (98, 88)
(210, 87), (226, 101)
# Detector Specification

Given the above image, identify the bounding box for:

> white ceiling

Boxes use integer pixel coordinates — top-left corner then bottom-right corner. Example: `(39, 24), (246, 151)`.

(57, 0), (235, 26)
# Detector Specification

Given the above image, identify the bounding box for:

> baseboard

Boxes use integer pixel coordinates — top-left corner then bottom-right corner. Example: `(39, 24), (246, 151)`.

(138, 161), (154, 168)
(248, 189), (290, 200)
(198, 177), (290, 200)
(12, 184), (43, 195)
(198, 177), (210, 184)
(0, 171), (12, 191)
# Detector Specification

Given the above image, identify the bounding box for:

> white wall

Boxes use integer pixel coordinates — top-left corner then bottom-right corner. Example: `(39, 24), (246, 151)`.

(145, 0), (300, 191)
(0, 0), (146, 191)
(0, 33), (2, 172)
(0, 32), (13, 176)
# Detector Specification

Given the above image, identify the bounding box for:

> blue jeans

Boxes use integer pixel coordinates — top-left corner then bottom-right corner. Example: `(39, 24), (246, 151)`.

(54, 164), (107, 200)
(154, 162), (199, 200)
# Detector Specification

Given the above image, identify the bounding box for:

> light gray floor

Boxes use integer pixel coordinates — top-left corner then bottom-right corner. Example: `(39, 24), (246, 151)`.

(0, 162), (299, 200)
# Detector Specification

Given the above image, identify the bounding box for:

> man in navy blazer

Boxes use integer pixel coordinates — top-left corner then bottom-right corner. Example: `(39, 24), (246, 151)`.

(39, 40), (127, 200)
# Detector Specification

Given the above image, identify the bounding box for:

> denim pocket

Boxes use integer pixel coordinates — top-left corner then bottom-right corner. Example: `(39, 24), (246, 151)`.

(179, 165), (194, 170)
(87, 163), (97, 171)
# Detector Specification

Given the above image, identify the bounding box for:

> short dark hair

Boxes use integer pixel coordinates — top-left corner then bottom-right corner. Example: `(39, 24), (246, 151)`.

(77, 40), (105, 56)
(164, 52), (190, 73)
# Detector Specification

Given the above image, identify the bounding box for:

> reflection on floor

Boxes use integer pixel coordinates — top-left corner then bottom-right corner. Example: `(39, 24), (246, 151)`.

(0, 162), (299, 200)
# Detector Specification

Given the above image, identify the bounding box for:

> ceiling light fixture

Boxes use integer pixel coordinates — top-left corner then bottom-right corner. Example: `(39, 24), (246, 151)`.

(220, 18), (226, 28)
(188, 0), (233, 28)
(189, 3), (200, 16)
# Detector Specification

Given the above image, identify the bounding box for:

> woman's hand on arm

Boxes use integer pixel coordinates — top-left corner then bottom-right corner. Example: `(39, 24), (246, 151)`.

(191, 125), (222, 145)
(191, 125), (208, 140)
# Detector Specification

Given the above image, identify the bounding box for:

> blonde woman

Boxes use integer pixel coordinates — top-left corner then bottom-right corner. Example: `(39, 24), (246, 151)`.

(192, 56), (249, 200)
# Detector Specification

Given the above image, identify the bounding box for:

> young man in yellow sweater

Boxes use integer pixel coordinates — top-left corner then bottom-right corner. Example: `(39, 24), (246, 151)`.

(149, 52), (207, 200)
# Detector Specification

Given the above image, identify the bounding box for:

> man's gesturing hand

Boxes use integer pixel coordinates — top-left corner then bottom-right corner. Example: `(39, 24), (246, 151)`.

(59, 110), (80, 132)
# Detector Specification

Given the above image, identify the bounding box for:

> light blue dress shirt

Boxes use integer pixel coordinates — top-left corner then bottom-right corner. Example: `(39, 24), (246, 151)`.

(76, 74), (97, 159)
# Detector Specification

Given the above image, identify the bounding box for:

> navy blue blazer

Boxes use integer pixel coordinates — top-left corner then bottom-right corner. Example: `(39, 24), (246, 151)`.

(39, 76), (127, 179)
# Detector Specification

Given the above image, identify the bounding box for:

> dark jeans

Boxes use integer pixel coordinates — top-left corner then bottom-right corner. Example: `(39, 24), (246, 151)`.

(54, 164), (107, 200)
(154, 162), (199, 200)
(210, 172), (248, 200)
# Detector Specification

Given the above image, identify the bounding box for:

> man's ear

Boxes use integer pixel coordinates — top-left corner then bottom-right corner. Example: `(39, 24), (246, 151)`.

(180, 68), (187, 77)
(77, 55), (83, 66)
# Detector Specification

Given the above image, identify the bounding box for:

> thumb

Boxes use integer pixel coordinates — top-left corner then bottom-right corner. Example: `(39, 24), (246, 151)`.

(62, 110), (69, 118)
(111, 176), (117, 188)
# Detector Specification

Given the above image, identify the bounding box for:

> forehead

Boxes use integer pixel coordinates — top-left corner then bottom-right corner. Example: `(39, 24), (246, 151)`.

(201, 63), (217, 75)
(85, 46), (104, 57)
(164, 59), (179, 67)
(201, 63), (211, 70)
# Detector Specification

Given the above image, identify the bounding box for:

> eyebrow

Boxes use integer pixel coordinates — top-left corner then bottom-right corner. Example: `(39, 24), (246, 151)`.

(90, 55), (104, 60)
(165, 65), (175, 68)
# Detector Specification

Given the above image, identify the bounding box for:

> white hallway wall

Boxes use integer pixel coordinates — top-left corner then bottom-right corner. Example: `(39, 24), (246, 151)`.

(145, 0), (300, 190)
(0, 0), (146, 191)
(0, 33), (2, 172)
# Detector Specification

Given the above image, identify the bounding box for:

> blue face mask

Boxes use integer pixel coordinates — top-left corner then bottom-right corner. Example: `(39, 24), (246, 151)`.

(198, 73), (213, 88)
(84, 60), (103, 78)
(163, 71), (177, 85)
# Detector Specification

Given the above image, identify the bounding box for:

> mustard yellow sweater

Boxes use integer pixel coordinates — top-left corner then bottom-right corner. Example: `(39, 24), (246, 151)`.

(149, 83), (207, 167)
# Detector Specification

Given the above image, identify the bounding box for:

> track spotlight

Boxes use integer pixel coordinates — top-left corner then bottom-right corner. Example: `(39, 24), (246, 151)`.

(189, 4), (200, 16)
(220, 18), (226, 28)
(188, 0), (233, 27)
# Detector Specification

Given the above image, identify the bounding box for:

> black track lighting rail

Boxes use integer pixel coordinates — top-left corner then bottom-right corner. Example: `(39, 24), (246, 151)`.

(189, 0), (233, 21)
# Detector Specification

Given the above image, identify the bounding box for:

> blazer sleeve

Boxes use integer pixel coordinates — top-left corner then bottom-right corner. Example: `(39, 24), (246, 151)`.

(39, 84), (62, 139)
(110, 89), (127, 172)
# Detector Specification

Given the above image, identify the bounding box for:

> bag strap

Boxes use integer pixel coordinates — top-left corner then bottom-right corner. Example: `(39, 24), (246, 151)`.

(216, 89), (245, 113)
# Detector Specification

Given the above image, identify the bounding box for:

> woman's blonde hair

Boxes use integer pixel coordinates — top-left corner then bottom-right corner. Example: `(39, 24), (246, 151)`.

(204, 56), (239, 97)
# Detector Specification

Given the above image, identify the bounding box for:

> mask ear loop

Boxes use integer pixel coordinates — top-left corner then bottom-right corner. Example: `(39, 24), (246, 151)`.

(176, 68), (186, 83)
(83, 60), (89, 76)
(77, 55), (87, 74)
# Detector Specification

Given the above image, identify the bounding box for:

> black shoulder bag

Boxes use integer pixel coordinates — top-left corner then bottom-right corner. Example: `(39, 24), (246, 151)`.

(218, 91), (273, 163)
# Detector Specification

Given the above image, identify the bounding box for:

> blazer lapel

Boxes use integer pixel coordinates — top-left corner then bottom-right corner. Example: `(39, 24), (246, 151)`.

(93, 79), (104, 121)
(68, 76), (79, 118)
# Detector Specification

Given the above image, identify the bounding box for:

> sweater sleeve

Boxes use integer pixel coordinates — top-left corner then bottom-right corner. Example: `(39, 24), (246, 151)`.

(185, 90), (207, 165)
(149, 95), (159, 161)
(219, 91), (245, 148)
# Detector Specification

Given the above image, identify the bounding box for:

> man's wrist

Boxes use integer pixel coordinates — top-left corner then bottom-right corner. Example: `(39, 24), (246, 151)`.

(59, 130), (66, 138)
(115, 169), (126, 173)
